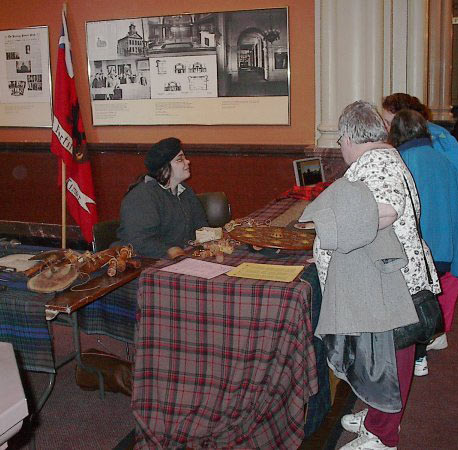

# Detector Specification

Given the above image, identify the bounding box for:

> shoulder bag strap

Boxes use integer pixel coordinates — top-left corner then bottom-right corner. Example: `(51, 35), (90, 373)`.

(403, 174), (433, 285)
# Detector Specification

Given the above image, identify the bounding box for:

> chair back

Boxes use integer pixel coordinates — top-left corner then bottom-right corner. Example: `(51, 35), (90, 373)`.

(92, 220), (120, 252)
(197, 192), (231, 228)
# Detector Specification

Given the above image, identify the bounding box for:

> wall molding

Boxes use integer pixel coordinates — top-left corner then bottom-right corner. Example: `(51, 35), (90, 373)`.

(0, 142), (325, 158)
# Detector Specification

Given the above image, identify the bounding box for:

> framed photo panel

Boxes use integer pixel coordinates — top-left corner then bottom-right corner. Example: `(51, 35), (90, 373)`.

(293, 158), (325, 186)
(0, 26), (52, 127)
(86, 7), (290, 126)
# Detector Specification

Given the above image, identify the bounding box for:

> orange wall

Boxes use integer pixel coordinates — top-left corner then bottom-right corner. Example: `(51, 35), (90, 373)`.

(0, 0), (315, 145)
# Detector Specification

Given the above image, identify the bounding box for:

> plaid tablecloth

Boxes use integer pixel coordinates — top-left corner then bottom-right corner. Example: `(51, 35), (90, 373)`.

(0, 287), (55, 373)
(0, 245), (55, 373)
(76, 279), (138, 343)
(132, 198), (321, 449)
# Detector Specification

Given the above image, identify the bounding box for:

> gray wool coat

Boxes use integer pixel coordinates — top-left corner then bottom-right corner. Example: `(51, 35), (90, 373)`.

(300, 178), (419, 335)
(114, 177), (208, 258)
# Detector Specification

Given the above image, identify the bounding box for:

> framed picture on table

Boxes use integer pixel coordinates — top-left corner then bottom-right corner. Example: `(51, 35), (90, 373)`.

(293, 158), (325, 186)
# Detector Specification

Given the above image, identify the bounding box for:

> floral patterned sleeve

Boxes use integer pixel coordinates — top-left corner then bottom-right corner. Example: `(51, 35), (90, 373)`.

(345, 149), (407, 220)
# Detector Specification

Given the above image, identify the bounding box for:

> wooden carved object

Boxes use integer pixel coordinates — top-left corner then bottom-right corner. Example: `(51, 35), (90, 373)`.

(27, 245), (136, 293)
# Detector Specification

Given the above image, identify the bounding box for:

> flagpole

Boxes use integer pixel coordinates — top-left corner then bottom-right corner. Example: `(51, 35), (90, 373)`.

(51, 1), (98, 245)
(61, 161), (67, 249)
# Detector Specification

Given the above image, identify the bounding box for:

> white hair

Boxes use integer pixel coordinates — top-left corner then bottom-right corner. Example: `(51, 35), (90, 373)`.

(338, 100), (387, 144)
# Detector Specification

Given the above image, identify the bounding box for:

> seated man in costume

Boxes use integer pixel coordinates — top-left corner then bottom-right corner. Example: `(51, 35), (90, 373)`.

(114, 137), (208, 258)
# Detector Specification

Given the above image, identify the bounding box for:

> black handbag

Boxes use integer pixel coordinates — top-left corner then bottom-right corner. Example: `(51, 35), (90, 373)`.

(393, 177), (443, 350)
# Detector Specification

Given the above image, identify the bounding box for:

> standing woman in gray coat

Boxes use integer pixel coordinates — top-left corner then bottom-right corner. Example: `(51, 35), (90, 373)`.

(310, 101), (440, 450)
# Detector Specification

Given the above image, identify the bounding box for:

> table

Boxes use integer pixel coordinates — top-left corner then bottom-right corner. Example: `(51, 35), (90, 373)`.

(0, 245), (154, 411)
(132, 198), (328, 449)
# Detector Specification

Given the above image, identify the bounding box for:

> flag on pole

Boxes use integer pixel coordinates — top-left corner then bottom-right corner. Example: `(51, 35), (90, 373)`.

(51, 5), (98, 243)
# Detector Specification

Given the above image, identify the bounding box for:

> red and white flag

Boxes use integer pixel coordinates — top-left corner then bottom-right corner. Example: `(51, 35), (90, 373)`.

(51, 5), (98, 243)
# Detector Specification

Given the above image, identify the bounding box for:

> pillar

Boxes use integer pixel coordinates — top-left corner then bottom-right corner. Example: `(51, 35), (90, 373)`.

(428, 0), (454, 120)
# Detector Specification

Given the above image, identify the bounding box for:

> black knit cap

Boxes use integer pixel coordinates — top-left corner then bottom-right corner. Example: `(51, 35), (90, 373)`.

(144, 137), (181, 174)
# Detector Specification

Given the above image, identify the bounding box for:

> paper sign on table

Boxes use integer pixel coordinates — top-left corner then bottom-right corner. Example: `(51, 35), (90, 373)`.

(0, 254), (38, 272)
(159, 258), (234, 279)
(226, 263), (304, 282)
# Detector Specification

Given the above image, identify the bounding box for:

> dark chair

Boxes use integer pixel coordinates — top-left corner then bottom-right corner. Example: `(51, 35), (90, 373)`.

(197, 191), (231, 228)
(92, 192), (231, 252)
(92, 219), (120, 252)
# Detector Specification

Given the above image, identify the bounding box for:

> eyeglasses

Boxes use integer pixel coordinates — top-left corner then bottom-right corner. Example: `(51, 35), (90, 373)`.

(337, 135), (343, 146)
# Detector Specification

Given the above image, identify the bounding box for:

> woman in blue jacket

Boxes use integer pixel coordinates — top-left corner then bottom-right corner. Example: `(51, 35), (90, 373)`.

(388, 109), (458, 376)
(382, 93), (458, 171)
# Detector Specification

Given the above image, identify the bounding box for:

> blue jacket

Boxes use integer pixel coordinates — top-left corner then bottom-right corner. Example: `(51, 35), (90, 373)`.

(428, 122), (458, 171)
(398, 138), (458, 276)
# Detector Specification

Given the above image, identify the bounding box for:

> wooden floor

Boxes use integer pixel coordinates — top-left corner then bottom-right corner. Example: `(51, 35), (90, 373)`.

(299, 382), (353, 450)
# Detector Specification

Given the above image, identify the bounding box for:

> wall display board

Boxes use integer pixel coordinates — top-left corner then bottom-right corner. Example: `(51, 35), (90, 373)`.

(0, 26), (52, 127)
(86, 7), (289, 126)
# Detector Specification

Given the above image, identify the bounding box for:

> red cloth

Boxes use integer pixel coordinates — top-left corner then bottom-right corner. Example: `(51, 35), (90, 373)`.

(365, 345), (415, 447)
(278, 181), (333, 201)
(51, 7), (98, 243)
(437, 272), (458, 332)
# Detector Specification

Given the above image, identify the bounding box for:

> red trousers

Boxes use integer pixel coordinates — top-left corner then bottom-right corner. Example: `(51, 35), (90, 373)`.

(437, 272), (458, 332)
(364, 344), (415, 447)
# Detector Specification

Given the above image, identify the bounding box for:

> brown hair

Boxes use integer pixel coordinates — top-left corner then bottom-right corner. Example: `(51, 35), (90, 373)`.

(388, 109), (431, 148)
(382, 93), (431, 121)
(124, 163), (172, 196)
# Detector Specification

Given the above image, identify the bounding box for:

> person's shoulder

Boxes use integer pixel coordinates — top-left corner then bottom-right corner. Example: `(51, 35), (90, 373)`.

(180, 182), (196, 195)
(427, 122), (456, 141)
(126, 176), (159, 197)
(347, 147), (402, 179)
(358, 147), (398, 164)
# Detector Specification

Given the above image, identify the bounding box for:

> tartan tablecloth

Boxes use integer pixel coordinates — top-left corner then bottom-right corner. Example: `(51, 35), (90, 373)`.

(0, 287), (55, 373)
(132, 198), (321, 449)
(0, 245), (55, 373)
(76, 279), (138, 343)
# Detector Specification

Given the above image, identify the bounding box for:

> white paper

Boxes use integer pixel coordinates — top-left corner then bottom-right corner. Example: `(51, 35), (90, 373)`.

(0, 254), (38, 272)
(159, 258), (233, 279)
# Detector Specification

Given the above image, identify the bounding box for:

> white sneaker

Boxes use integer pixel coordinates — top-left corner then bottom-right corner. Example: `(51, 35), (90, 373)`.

(341, 409), (368, 433)
(414, 356), (428, 376)
(339, 428), (397, 449)
(426, 333), (448, 351)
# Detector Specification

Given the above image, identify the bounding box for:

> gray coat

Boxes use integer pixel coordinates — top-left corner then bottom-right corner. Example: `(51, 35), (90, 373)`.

(300, 178), (419, 335)
(114, 177), (208, 258)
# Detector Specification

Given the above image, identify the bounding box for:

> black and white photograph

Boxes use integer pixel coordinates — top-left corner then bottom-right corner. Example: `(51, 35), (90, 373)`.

(6, 51), (19, 60)
(293, 158), (325, 187)
(89, 58), (151, 100)
(86, 7), (289, 125)
(8, 80), (26, 96)
(141, 9), (289, 97)
(27, 73), (42, 91)
(16, 60), (31, 73)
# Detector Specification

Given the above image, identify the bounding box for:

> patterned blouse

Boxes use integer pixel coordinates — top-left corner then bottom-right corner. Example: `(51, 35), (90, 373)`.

(314, 147), (440, 295)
